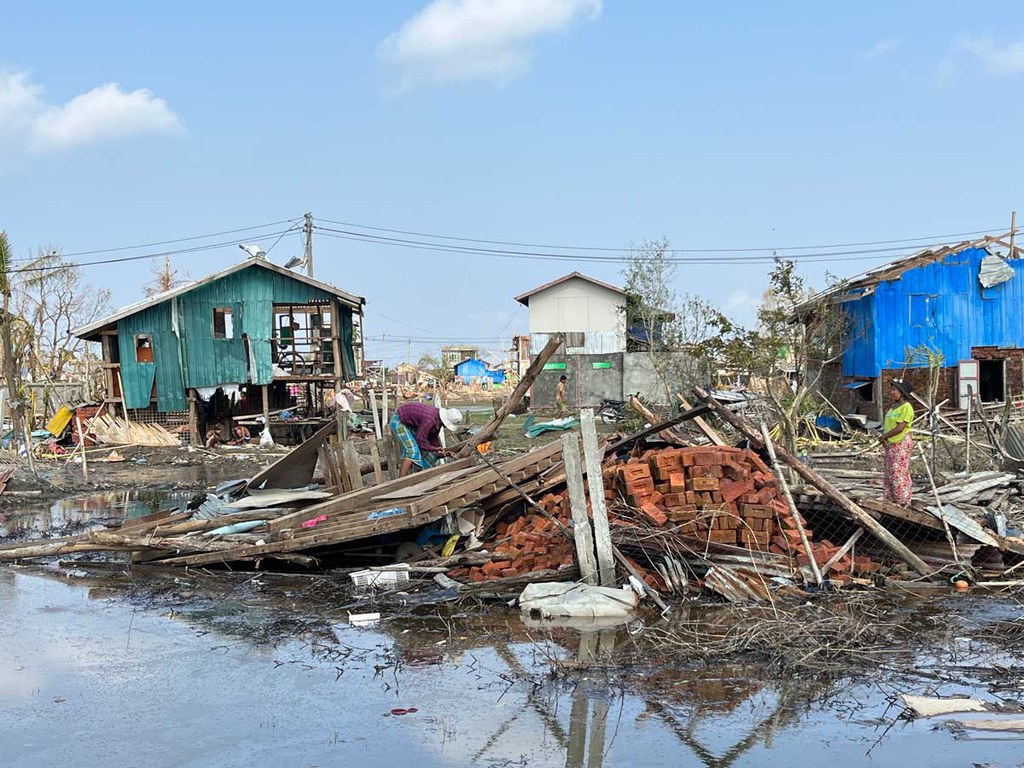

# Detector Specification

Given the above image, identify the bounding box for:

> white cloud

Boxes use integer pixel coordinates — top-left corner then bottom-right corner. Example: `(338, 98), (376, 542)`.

(865, 38), (898, 59)
(0, 71), (182, 168)
(955, 35), (1024, 75)
(379, 0), (601, 88)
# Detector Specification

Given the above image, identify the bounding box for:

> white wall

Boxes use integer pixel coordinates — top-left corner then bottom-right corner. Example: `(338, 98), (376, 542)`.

(527, 277), (626, 354)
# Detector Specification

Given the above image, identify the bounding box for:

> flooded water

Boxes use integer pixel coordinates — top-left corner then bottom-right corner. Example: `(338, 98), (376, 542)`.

(0, 490), (193, 540)
(1, 568), (1022, 768)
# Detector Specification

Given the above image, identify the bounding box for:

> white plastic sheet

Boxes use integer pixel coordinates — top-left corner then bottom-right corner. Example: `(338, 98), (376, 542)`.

(518, 582), (638, 620)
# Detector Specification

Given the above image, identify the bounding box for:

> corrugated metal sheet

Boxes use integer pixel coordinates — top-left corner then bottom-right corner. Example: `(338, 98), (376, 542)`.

(530, 331), (623, 355)
(842, 247), (1024, 377)
(118, 303), (187, 410)
(116, 263), (356, 411)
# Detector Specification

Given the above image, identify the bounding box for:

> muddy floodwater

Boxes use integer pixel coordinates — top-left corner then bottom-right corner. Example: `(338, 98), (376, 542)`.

(2, 493), (1023, 767)
(2, 562), (1023, 768)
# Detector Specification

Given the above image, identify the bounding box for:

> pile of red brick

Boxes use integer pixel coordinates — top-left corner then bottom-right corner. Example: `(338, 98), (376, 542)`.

(615, 446), (780, 548)
(453, 499), (576, 583)
(452, 445), (882, 587)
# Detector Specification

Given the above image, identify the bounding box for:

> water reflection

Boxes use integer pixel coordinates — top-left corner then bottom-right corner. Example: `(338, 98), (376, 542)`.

(0, 489), (191, 538)
(564, 626), (618, 768)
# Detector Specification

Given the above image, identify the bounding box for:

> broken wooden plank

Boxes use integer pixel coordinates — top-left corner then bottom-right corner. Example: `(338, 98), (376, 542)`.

(561, 433), (599, 586)
(580, 409), (615, 587)
(247, 421), (336, 491)
(760, 421), (821, 586)
(677, 394), (727, 446)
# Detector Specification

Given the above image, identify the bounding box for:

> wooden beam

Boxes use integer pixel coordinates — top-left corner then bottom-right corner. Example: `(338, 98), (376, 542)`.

(629, 396), (687, 444)
(676, 395), (727, 446)
(561, 433), (599, 585)
(694, 387), (933, 577)
(457, 333), (564, 456)
(580, 409), (616, 586)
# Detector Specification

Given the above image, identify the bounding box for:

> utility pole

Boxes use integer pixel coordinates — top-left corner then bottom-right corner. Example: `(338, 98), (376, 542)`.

(1010, 210), (1017, 258)
(304, 212), (314, 278)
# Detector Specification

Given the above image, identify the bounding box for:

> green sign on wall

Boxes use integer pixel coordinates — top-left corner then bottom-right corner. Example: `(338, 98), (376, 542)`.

(543, 362), (567, 370)
(592, 362), (612, 369)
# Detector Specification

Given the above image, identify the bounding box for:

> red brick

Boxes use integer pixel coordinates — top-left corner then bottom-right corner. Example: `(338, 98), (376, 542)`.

(693, 452), (723, 466)
(640, 502), (668, 527)
(668, 472), (687, 492)
(708, 529), (738, 544)
(690, 476), (720, 492)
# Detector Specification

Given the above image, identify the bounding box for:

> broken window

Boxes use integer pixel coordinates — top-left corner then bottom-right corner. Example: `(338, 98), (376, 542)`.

(564, 332), (586, 348)
(135, 334), (154, 363)
(213, 307), (234, 339)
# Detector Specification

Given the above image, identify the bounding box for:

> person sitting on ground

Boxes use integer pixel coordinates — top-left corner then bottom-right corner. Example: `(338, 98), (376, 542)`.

(204, 425), (225, 449)
(389, 402), (464, 476)
(879, 378), (915, 507)
(229, 425), (251, 445)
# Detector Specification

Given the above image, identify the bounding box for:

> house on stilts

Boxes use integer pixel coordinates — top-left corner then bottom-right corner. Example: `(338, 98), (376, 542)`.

(73, 254), (365, 444)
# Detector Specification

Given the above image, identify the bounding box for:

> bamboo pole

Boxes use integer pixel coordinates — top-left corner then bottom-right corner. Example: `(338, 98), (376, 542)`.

(75, 415), (88, 482)
(759, 422), (821, 586)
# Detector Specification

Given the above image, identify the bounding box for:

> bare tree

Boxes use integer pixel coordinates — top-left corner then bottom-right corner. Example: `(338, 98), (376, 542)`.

(622, 238), (733, 402)
(143, 255), (189, 297)
(723, 257), (847, 454)
(12, 250), (111, 384)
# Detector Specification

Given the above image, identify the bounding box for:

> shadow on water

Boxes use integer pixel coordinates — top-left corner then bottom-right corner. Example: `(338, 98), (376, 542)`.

(0, 489), (193, 539)
(2, 565), (1023, 767)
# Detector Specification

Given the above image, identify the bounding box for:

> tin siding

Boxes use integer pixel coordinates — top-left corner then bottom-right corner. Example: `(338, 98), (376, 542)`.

(116, 303), (187, 411)
(842, 247), (1024, 377)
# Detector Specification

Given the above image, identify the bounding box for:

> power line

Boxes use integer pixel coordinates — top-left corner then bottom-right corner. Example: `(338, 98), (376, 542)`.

(8, 217), (303, 264)
(7, 228), (297, 274)
(313, 225), (980, 265)
(316, 216), (1004, 255)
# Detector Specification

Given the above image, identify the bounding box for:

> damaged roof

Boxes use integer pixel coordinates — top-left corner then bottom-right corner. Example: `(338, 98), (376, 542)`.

(796, 230), (1019, 310)
(73, 256), (366, 339)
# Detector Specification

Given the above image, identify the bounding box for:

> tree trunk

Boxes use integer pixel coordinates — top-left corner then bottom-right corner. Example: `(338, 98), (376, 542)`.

(1, 287), (24, 453)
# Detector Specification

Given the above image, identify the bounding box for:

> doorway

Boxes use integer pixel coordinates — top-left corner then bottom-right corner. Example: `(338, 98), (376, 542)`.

(978, 359), (1005, 403)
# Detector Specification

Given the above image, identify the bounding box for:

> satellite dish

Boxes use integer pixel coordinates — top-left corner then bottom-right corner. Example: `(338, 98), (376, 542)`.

(239, 243), (266, 259)
(283, 254), (306, 270)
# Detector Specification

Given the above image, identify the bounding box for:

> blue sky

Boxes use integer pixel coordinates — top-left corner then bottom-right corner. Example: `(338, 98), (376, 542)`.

(2, 1), (1023, 365)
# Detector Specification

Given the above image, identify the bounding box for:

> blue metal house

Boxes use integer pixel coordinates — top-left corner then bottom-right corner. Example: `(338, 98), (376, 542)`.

(803, 233), (1023, 415)
(454, 357), (491, 385)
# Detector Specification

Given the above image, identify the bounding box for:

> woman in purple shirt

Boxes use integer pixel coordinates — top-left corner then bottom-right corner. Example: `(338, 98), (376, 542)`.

(390, 402), (464, 476)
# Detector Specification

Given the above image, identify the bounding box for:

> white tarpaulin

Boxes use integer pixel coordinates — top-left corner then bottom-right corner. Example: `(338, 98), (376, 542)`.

(519, 582), (638, 619)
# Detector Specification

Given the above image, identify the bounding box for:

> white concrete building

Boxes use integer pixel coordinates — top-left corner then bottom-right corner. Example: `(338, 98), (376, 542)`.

(515, 272), (627, 354)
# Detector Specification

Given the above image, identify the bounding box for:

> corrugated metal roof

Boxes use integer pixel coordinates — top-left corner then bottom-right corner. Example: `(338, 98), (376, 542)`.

(797, 231), (1017, 311)
(74, 257), (365, 340)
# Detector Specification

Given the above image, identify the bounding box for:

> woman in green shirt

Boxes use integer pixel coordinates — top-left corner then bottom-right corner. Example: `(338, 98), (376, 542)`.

(879, 379), (914, 507)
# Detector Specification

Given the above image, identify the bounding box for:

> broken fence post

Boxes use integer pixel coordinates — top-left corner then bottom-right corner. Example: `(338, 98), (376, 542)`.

(693, 387), (933, 578)
(560, 433), (599, 586)
(580, 408), (616, 587)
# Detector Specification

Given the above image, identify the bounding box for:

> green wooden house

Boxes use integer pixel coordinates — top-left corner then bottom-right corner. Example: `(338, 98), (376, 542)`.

(74, 256), (365, 441)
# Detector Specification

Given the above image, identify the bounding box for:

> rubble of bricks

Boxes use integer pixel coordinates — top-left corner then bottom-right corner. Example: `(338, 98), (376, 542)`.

(616, 446), (781, 549)
(613, 446), (883, 581)
(455, 494), (577, 582)
(456, 445), (883, 586)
